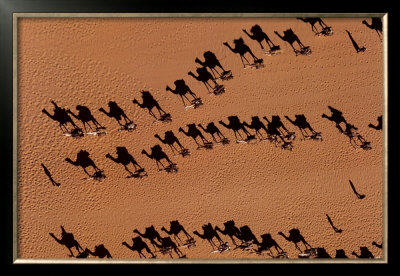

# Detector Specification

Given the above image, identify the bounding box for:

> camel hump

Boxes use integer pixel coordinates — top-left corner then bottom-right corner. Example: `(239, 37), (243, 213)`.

(204, 51), (217, 60)
(289, 228), (300, 235)
(251, 24), (262, 33)
(240, 225), (251, 234)
(141, 91), (153, 100)
(78, 150), (90, 159)
(170, 220), (179, 227)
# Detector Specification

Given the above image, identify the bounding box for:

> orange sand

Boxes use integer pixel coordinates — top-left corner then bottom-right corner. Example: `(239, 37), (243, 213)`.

(17, 17), (383, 260)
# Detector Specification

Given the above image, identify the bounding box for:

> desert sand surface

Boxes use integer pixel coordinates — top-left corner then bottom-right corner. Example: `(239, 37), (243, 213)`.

(17, 17), (384, 261)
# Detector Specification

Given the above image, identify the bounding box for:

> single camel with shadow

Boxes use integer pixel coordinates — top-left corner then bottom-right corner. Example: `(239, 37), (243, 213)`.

(322, 106), (348, 133)
(278, 228), (312, 253)
(223, 38), (262, 67)
(65, 150), (103, 178)
(243, 24), (280, 51)
(49, 226), (84, 257)
(335, 249), (349, 258)
(297, 17), (329, 34)
(195, 51), (231, 79)
(133, 226), (162, 251)
(141, 144), (175, 171)
(243, 116), (270, 140)
(42, 101), (81, 134)
(106, 146), (144, 177)
(188, 67), (221, 93)
(235, 225), (260, 249)
(66, 105), (105, 133)
(352, 246), (374, 258)
(274, 29), (309, 55)
(198, 122), (228, 143)
(122, 236), (155, 258)
(166, 79), (200, 107)
(343, 122), (370, 149)
(152, 236), (185, 258)
(285, 114), (319, 140)
(255, 233), (285, 257)
(77, 244), (112, 258)
(215, 220), (242, 246)
(193, 223), (226, 251)
(362, 18), (382, 40)
(154, 131), (187, 155)
(161, 220), (194, 246)
(219, 116), (254, 141)
(179, 124), (211, 148)
(98, 101), (133, 127)
(133, 91), (169, 121)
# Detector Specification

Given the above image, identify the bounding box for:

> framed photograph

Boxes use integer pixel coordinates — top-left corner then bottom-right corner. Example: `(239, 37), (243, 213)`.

(12, 12), (388, 264)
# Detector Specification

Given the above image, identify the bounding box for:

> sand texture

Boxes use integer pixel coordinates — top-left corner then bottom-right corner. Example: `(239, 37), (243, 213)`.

(17, 17), (383, 260)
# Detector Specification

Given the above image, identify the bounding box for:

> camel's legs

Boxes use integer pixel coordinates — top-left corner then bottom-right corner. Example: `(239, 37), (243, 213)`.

(203, 82), (211, 92)
(174, 140), (185, 151)
(246, 49), (259, 62)
(143, 244), (154, 257)
(175, 234), (183, 245)
(210, 133), (218, 142)
(123, 165), (134, 176)
(199, 133), (210, 144)
(132, 161), (143, 171)
(82, 168), (92, 177)
(181, 228), (193, 240)
(168, 144), (178, 154)
(67, 247), (75, 257)
(174, 245), (183, 257)
(148, 109), (158, 119)
(164, 156), (174, 166)
(178, 95), (187, 107)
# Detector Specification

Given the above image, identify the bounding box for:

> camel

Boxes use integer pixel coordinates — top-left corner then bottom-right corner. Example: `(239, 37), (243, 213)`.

(243, 24), (279, 50)
(243, 116), (269, 140)
(65, 150), (102, 177)
(49, 226), (84, 257)
(314, 248), (332, 258)
(223, 38), (262, 67)
(334, 249), (348, 258)
(322, 106), (347, 133)
(188, 67), (220, 93)
(352, 247), (374, 258)
(166, 79), (199, 107)
(343, 122), (369, 149)
(161, 220), (194, 245)
(178, 124), (211, 148)
(193, 223), (225, 250)
(274, 29), (307, 54)
(198, 122), (227, 143)
(141, 144), (175, 171)
(368, 115), (382, 130)
(346, 30), (366, 53)
(256, 233), (284, 256)
(215, 220), (242, 246)
(297, 17), (329, 34)
(195, 51), (230, 79)
(98, 101), (132, 127)
(284, 114), (317, 139)
(41, 163), (60, 187)
(278, 228), (312, 252)
(219, 116), (253, 141)
(66, 105), (104, 132)
(42, 101), (80, 133)
(263, 116), (288, 143)
(362, 18), (382, 39)
(372, 241), (382, 249)
(152, 236), (185, 258)
(106, 146), (144, 177)
(132, 91), (168, 120)
(80, 244), (112, 258)
(154, 131), (186, 155)
(237, 225), (260, 247)
(133, 226), (162, 251)
(122, 236), (155, 258)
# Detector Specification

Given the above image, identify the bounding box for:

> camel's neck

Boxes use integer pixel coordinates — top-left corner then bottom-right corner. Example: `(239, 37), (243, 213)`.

(66, 159), (79, 166)
(43, 110), (55, 119)
(154, 136), (165, 143)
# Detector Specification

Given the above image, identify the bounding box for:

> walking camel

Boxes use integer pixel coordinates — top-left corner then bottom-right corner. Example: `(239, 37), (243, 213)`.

(274, 29), (307, 54)
(161, 220), (194, 245)
(223, 38), (262, 67)
(243, 24), (279, 50)
(166, 79), (199, 107)
(141, 144), (175, 171)
(195, 51), (231, 79)
(362, 18), (382, 39)
(278, 228), (312, 252)
(188, 67), (220, 93)
(133, 226), (162, 251)
(198, 122), (228, 143)
(106, 146), (144, 177)
(152, 236), (185, 258)
(215, 220), (242, 246)
(256, 233), (284, 256)
(66, 105), (104, 132)
(285, 114), (317, 140)
(243, 116), (269, 140)
(65, 150), (102, 177)
(219, 116), (253, 141)
(122, 236), (155, 258)
(154, 131), (186, 155)
(98, 101), (133, 127)
(42, 101), (80, 133)
(297, 17), (329, 34)
(49, 226), (84, 257)
(193, 223), (225, 250)
(132, 91), (168, 120)
(178, 124), (211, 148)
(352, 247), (374, 258)
(78, 244), (112, 258)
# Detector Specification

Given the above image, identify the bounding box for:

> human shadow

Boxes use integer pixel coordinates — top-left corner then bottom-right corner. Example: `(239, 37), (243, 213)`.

(285, 114), (321, 141)
(322, 106), (348, 133)
(346, 30), (366, 53)
(155, 131), (189, 157)
(219, 116), (255, 143)
(334, 249), (349, 258)
(65, 150), (105, 180)
(133, 91), (171, 122)
(223, 38), (263, 68)
(166, 79), (202, 108)
(343, 122), (371, 150)
(274, 29), (310, 55)
(195, 51), (232, 80)
(106, 146), (146, 178)
(76, 244), (112, 258)
(161, 220), (195, 247)
(122, 236), (156, 258)
(141, 144), (177, 172)
(193, 223), (228, 252)
(41, 163), (61, 187)
(278, 228), (312, 253)
(297, 17), (332, 36)
(42, 101), (83, 137)
(352, 246), (374, 258)
(133, 225), (163, 252)
(49, 226), (84, 257)
(243, 24), (280, 52)
(66, 105), (105, 133)
(362, 18), (382, 40)
(178, 123), (213, 149)
(188, 67), (224, 95)
(198, 122), (230, 144)
(349, 180), (365, 199)
(326, 214), (343, 233)
(99, 101), (135, 130)
(368, 115), (382, 130)
(255, 233), (285, 258)
(152, 236), (186, 258)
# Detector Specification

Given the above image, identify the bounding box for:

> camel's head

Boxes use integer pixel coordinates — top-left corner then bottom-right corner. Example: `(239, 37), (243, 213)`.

(233, 37), (244, 46)
(250, 24), (261, 34)
(140, 149), (146, 155)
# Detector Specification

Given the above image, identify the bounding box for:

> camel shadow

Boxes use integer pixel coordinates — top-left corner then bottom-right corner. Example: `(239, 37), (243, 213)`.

(335, 249), (349, 258)
(343, 122), (371, 150)
(141, 144), (177, 173)
(99, 101), (135, 131)
(179, 123), (213, 149)
(188, 67), (225, 95)
(133, 225), (163, 252)
(215, 220), (242, 246)
(223, 37), (263, 68)
(155, 131), (190, 157)
(153, 236), (186, 258)
(263, 116), (294, 150)
(352, 246), (374, 258)
(42, 101), (83, 137)
(67, 105), (106, 134)
(219, 115), (255, 143)
(193, 223), (228, 252)
(161, 220), (195, 248)
(76, 244), (112, 258)
(166, 79), (202, 109)
(297, 17), (333, 36)
(362, 18), (382, 40)
(198, 122), (230, 145)
(346, 30), (366, 53)
(255, 233), (286, 258)
(243, 24), (281, 53)
(285, 114), (321, 141)
(49, 226), (84, 257)
(65, 150), (105, 180)
(368, 115), (382, 130)
(278, 228), (312, 254)
(322, 106), (348, 133)
(122, 236), (156, 258)
(133, 91), (171, 122)
(195, 51), (233, 80)
(274, 29), (311, 56)
(41, 163), (60, 187)
(106, 146), (147, 178)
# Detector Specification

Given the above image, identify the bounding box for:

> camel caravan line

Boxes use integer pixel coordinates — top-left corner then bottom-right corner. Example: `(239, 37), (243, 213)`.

(50, 220), (381, 259)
